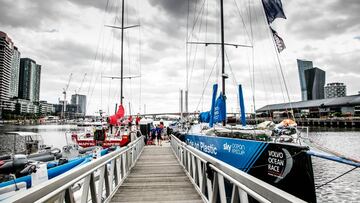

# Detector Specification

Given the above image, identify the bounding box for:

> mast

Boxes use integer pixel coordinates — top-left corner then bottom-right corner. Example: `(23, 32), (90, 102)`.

(120, 0), (125, 105)
(220, 0), (226, 126)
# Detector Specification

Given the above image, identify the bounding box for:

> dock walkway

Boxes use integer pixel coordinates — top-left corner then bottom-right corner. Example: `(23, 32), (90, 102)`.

(111, 144), (203, 203)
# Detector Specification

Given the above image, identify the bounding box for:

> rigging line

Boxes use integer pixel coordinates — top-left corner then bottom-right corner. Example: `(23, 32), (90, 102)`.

(202, 0), (209, 111)
(315, 167), (358, 189)
(224, 50), (240, 107)
(137, 1), (142, 114)
(248, 0), (257, 117)
(107, 31), (116, 114)
(187, 0), (207, 41)
(186, 0), (190, 92)
(233, 0), (252, 46)
(255, 0), (290, 119)
(253, 1), (288, 118)
(195, 50), (221, 112)
(188, 0), (206, 91)
(86, 0), (111, 110)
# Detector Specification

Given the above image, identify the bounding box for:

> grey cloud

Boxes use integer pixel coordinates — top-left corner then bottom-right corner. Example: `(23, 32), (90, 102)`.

(286, 0), (360, 40)
(0, 0), (64, 29)
(44, 40), (96, 67)
(148, 0), (196, 18)
(68, 0), (107, 10)
(355, 36), (360, 40)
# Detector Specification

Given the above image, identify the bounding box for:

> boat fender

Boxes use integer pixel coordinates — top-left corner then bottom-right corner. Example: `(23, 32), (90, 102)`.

(50, 148), (61, 155)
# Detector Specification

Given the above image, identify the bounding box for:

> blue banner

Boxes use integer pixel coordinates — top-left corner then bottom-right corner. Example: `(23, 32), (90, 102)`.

(209, 84), (218, 127)
(238, 84), (246, 126)
(213, 93), (226, 124)
(185, 134), (268, 172)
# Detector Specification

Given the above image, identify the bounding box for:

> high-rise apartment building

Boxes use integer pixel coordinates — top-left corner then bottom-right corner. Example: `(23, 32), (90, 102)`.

(19, 58), (41, 102)
(10, 46), (20, 98)
(71, 94), (86, 115)
(0, 31), (15, 114)
(297, 59), (313, 101)
(325, 82), (346, 98)
(304, 67), (326, 100)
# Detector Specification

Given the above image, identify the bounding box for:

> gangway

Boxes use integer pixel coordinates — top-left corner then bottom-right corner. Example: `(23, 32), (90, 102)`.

(6, 135), (306, 203)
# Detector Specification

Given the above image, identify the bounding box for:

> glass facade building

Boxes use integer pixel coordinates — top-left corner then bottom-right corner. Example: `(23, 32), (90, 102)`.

(19, 58), (41, 102)
(304, 67), (326, 100)
(71, 94), (87, 115)
(297, 59), (313, 101)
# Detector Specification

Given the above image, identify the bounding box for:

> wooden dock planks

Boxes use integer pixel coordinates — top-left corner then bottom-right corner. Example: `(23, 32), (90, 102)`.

(111, 145), (203, 203)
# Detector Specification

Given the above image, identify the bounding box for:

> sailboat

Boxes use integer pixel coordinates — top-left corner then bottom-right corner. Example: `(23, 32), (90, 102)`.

(179, 0), (316, 202)
(71, 0), (141, 148)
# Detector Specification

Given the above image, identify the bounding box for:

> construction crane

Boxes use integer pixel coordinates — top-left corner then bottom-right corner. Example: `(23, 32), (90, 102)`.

(75, 73), (87, 95)
(62, 73), (73, 119)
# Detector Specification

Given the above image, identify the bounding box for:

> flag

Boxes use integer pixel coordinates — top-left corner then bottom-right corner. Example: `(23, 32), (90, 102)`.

(271, 27), (286, 53)
(262, 0), (287, 24)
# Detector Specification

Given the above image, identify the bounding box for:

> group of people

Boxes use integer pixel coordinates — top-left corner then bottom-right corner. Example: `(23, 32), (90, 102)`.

(148, 122), (169, 146)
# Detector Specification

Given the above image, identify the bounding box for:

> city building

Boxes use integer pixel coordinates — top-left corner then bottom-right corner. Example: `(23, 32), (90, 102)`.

(257, 94), (360, 118)
(10, 46), (20, 98)
(71, 94), (86, 115)
(0, 31), (15, 115)
(324, 82), (346, 98)
(39, 101), (55, 115)
(304, 67), (326, 100)
(14, 98), (39, 114)
(19, 58), (41, 102)
(297, 59), (313, 101)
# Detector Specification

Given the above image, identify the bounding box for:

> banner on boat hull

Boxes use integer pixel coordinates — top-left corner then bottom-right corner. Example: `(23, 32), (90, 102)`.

(185, 134), (316, 203)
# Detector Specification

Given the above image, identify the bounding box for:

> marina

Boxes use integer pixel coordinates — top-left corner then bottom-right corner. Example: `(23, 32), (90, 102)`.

(0, 124), (359, 202)
(0, 0), (359, 202)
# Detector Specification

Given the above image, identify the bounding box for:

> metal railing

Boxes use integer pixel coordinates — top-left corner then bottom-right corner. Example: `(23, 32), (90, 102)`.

(170, 135), (306, 203)
(7, 136), (145, 203)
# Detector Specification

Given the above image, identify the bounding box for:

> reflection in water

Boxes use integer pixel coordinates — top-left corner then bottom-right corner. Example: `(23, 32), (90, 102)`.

(0, 125), (359, 202)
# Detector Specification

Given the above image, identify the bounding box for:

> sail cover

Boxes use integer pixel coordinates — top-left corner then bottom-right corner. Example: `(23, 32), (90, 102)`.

(108, 104), (125, 125)
(261, 0), (287, 24)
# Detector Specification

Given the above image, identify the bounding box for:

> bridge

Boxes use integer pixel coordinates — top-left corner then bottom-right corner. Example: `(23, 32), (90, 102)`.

(7, 136), (305, 203)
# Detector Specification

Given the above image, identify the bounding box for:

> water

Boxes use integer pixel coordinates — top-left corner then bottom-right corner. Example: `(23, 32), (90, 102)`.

(0, 124), (359, 202)
(308, 128), (360, 202)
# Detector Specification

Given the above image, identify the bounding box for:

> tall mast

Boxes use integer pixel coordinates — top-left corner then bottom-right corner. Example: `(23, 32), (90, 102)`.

(220, 0), (226, 125)
(120, 0), (125, 105)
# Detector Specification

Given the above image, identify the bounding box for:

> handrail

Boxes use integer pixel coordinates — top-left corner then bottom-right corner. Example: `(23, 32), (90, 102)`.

(6, 136), (145, 203)
(170, 135), (306, 203)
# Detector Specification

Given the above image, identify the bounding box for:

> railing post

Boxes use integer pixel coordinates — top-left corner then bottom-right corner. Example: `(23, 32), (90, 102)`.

(81, 175), (91, 203)
(97, 166), (106, 203)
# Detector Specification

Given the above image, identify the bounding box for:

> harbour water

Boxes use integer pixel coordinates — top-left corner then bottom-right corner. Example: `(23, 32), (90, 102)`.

(0, 124), (359, 202)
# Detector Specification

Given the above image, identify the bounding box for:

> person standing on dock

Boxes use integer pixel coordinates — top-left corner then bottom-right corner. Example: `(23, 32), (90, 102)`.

(155, 124), (162, 146)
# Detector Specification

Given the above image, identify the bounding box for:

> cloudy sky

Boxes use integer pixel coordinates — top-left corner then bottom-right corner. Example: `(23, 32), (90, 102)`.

(1, 0), (359, 115)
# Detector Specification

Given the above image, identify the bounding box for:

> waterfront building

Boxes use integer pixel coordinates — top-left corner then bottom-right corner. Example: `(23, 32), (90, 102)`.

(297, 59), (313, 101)
(10, 46), (20, 98)
(0, 31), (14, 114)
(324, 82), (346, 98)
(71, 94), (86, 115)
(304, 67), (325, 100)
(39, 101), (55, 115)
(257, 94), (360, 118)
(14, 98), (39, 114)
(19, 58), (41, 102)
